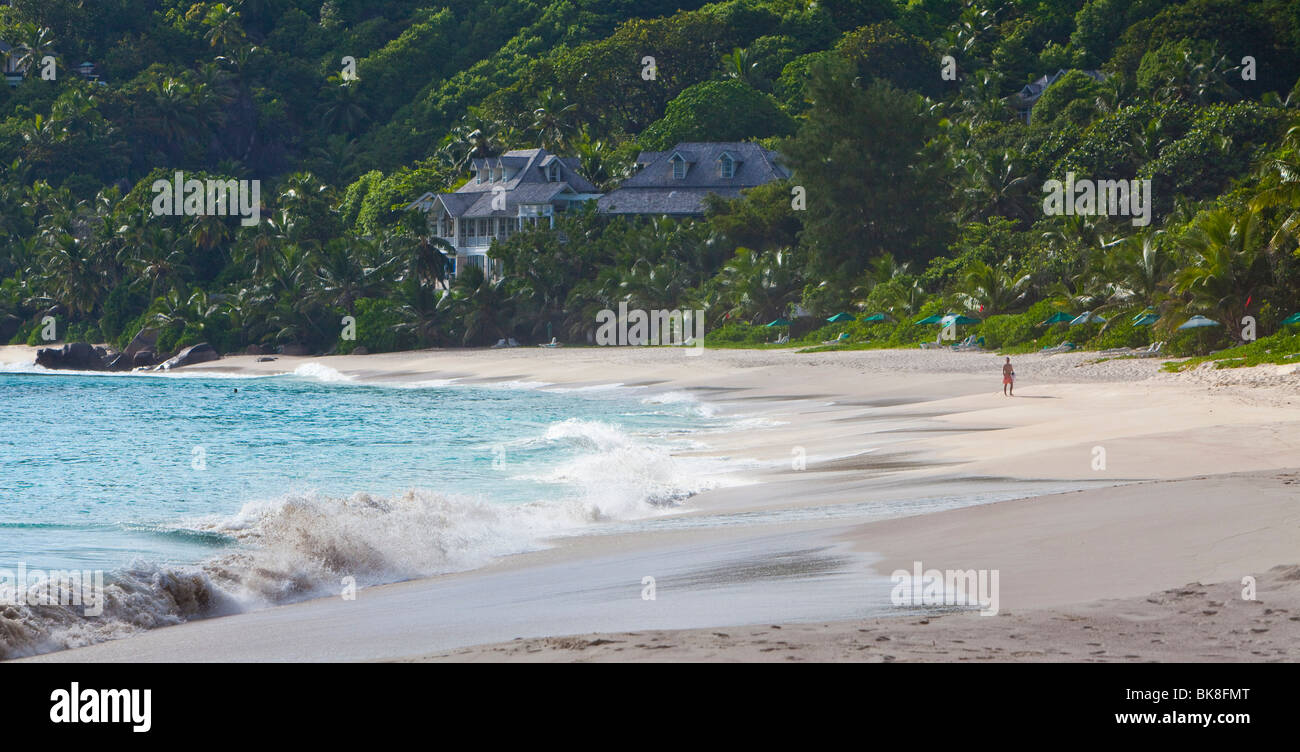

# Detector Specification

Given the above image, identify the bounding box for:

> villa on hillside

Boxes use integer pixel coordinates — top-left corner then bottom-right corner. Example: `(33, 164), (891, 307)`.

(1011, 69), (1105, 123)
(596, 141), (790, 216)
(405, 147), (602, 279)
(406, 141), (791, 280)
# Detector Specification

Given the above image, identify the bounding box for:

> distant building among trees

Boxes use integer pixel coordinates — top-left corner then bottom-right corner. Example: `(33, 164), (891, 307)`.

(405, 147), (602, 279)
(1011, 69), (1105, 122)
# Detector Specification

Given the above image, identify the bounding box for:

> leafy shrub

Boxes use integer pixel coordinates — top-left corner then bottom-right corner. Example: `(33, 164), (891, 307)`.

(1084, 311), (1156, 350)
(639, 80), (795, 150)
(704, 322), (770, 346)
(337, 298), (417, 354)
(976, 312), (1038, 350)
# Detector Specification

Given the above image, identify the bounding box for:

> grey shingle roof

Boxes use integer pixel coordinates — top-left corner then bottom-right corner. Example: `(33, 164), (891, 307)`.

(464, 148), (599, 194)
(410, 147), (601, 218)
(460, 182), (570, 217)
(597, 188), (746, 215)
(598, 142), (789, 216)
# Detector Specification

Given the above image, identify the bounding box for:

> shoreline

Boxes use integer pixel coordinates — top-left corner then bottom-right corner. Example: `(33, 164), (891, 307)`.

(6, 344), (1300, 662)
(412, 563), (1300, 663)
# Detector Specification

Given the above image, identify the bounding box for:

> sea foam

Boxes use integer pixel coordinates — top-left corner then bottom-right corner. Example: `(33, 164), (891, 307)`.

(0, 417), (722, 659)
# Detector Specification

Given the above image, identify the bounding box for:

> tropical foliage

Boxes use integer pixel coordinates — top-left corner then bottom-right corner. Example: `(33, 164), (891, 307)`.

(0, 0), (1298, 358)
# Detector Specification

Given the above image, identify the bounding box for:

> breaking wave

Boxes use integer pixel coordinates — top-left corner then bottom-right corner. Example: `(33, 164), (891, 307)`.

(291, 362), (354, 383)
(1, 418), (721, 659)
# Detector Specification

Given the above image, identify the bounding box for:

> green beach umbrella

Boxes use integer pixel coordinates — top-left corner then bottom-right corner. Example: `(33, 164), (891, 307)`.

(913, 314), (944, 325)
(1178, 314), (1222, 354)
(1177, 315), (1221, 330)
(1069, 311), (1106, 325)
(765, 318), (792, 327)
(939, 314), (981, 326)
(1132, 312), (1160, 327)
(1039, 311), (1073, 325)
(826, 312), (856, 323)
(859, 313), (894, 323)
(1282, 312), (1300, 326)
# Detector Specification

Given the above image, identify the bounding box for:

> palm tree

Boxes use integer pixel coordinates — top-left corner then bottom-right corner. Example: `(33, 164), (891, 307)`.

(1250, 121), (1300, 254)
(851, 253), (912, 309)
(570, 126), (620, 189)
(308, 134), (360, 184)
(139, 78), (204, 160)
(440, 107), (511, 171)
(1151, 43), (1241, 105)
(9, 23), (56, 74)
(873, 277), (929, 317)
(717, 247), (804, 324)
(1172, 208), (1273, 341)
(204, 4), (246, 51)
(958, 259), (1031, 315)
(394, 231), (455, 292)
(316, 82), (369, 135)
(955, 148), (1032, 222)
(530, 88), (577, 151)
(126, 227), (191, 299)
(1093, 74), (1133, 116)
(953, 70), (1010, 126)
(35, 232), (103, 319)
(1128, 114), (1170, 164)
(1096, 230), (1175, 309)
(222, 285), (273, 344)
(721, 47), (758, 86)
(449, 265), (510, 344)
(943, 3), (1000, 60)
(310, 237), (391, 315)
(233, 209), (287, 279)
(189, 213), (232, 256)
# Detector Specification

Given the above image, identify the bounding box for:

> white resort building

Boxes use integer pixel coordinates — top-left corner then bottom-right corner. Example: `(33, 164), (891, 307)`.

(406, 148), (602, 279)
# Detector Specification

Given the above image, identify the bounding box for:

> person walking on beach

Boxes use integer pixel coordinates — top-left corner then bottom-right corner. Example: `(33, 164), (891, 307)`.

(1002, 357), (1015, 396)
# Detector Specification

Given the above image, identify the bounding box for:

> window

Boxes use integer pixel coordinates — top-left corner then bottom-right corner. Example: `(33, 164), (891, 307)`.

(671, 156), (686, 180)
(719, 154), (735, 179)
(493, 166), (502, 182)
(546, 163), (560, 182)
(477, 167), (485, 184)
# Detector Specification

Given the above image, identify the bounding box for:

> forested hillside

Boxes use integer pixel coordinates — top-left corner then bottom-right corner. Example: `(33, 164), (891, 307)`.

(2, 0), (1299, 361)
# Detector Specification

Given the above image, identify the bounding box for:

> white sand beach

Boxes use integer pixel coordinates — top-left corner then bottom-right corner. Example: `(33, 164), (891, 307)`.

(5, 344), (1300, 662)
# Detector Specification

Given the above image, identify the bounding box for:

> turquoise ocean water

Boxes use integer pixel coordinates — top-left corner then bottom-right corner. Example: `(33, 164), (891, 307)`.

(0, 363), (728, 656)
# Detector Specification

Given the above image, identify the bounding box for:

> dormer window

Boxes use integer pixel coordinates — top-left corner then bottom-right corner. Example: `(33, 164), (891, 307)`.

(718, 153), (736, 179)
(493, 166), (503, 182)
(546, 162), (561, 182)
(477, 166), (485, 184)
(670, 155), (687, 180)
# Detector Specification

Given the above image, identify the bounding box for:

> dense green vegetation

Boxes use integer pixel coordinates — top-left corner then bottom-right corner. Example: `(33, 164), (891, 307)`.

(1, 0), (1299, 361)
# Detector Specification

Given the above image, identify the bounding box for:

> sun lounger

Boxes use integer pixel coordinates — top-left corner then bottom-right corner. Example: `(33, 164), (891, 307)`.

(538, 337), (562, 348)
(490, 338), (507, 349)
(507, 338), (520, 347)
(821, 332), (850, 345)
(1041, 340), (1075, 354)
(1131, 341), (1165, 358)
(770, 334), (790, 345)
